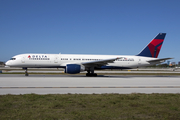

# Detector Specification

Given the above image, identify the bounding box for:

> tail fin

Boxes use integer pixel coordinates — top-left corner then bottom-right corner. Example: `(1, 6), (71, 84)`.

(137, 33), (166, 58)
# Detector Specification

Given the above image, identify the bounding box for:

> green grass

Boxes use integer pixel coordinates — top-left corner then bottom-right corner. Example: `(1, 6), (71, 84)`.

(0, 94), (180, 120)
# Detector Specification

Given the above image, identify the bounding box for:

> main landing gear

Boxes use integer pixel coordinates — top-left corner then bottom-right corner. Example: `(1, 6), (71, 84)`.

(86, 73), (97, 77)
(86, 69), (97, 77)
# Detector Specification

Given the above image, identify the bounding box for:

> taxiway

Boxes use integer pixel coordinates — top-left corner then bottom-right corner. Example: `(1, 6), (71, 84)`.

(0, 74), (180, 94)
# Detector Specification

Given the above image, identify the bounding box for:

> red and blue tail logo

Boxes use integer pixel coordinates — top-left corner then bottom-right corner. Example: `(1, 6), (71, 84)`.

(137, 33), (166, 58)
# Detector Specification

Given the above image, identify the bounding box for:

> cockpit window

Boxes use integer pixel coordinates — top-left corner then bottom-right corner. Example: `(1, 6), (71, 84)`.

(10, 58), (16, 60)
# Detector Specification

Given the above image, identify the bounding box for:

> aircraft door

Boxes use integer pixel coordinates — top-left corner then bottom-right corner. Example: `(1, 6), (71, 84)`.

(138, 58), (141, 66)
(54, 56), (59, 63)
(21, 56), (25, 63)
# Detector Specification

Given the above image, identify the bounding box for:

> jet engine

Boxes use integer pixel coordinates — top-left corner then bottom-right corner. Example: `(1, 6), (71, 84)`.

(65, 64), (85, 74)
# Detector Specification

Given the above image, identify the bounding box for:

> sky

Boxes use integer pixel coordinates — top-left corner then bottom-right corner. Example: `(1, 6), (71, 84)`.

(0, 0), (180, 63)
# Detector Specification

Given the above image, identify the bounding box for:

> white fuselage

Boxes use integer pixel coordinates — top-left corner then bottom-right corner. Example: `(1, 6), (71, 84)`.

(5, 53), (160, 70)
(5, 33), (171, 76)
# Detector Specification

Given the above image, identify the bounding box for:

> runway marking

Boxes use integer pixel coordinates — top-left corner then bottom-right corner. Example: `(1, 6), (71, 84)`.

(0, 86), (180, 89)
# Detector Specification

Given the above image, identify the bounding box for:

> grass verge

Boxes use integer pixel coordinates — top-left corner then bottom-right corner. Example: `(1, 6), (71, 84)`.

(0, 94), (180, 120)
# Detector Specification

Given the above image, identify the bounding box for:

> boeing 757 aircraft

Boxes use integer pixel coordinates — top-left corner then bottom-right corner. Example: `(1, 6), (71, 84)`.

(5, 33), (172, 76)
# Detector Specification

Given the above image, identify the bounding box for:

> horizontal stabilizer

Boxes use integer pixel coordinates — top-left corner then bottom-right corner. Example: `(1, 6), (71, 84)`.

(147, 58), (173, 63)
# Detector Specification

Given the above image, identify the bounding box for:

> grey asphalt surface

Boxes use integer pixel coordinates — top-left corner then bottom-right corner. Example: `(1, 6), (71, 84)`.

(1, 67), (180, 74)
(0, 74), (180, 94)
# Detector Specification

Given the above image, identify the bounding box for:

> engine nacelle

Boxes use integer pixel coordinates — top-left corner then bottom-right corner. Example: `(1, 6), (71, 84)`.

(65, 64), (85, 74)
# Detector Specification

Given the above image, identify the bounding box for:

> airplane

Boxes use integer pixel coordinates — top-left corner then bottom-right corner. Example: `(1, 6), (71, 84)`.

(5, 33), (172, 76)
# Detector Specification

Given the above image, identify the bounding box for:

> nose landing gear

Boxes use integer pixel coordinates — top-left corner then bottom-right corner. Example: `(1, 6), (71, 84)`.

(23, 67), (29, 76)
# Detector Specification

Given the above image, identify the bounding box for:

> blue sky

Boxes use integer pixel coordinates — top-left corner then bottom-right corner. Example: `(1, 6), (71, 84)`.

(0, 0), (180, 63)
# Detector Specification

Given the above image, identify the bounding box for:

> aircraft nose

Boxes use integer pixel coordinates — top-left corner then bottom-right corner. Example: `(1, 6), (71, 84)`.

(5, 61), (11, 67)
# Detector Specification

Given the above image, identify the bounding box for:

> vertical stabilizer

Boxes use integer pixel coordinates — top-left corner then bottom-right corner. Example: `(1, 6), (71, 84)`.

(137, 33), (166, 58)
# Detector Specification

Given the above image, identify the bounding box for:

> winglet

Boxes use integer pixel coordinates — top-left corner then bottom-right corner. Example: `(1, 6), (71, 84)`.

(137, 33), (166, 58)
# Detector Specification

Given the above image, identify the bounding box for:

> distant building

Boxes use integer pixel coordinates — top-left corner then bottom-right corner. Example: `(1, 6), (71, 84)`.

(178, 62), (180, 65)
(171, 62), (176, 65)
(0, 61), (5, 66)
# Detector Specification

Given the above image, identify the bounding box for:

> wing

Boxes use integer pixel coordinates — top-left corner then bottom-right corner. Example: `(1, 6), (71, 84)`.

(82, 57), (122, 67)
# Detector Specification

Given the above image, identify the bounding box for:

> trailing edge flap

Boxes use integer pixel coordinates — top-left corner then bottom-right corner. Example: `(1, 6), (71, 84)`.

(82, 57), (123, 65)
(147, 58), (173, 63)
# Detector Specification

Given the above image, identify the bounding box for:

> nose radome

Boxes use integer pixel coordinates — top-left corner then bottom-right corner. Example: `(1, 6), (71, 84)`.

(5, 61), (11, 67)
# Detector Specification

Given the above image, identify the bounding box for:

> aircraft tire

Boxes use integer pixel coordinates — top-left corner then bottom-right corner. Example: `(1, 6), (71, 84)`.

(93, 73), (97, 77)
(86, 73), (97, 77)
(86, 73), (90, 76)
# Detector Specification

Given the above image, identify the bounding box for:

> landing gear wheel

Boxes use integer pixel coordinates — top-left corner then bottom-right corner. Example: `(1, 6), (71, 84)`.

(25, 73), (29, 76)
(93, 73), (97, 77)
(86, 73), (91, 76)
(24, 68), (29, 76)
(86, 73), (97, 77)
